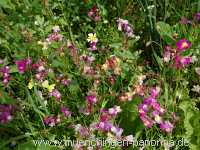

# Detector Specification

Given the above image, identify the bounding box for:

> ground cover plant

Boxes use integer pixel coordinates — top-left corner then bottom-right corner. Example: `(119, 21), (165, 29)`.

(0, 0), (200, 149)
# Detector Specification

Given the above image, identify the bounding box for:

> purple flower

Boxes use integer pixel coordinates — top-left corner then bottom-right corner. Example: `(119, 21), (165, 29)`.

(111, 126), (123, 137)
(74, 124), (90, 137)
(61, 106), (71, 117)
(96, 121), (113, 132)
(46, 33), (63, 42)
(0, 111), (12, 124)
(179, 17), (192, 25)
(138, 104), (149, 115)
(117, 18), (134, 37)
(43, 116), (60, 127)
(160, 121), (174, 133)
(194, 12), (200, 22)
(176, 39), (191, 51)
(49, 89), (61, 101)
(0, 105), (14, 124)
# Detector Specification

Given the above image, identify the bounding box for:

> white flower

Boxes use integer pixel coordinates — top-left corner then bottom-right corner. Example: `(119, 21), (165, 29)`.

(87, 33), (98, 43)
(191, 85), (200, 93)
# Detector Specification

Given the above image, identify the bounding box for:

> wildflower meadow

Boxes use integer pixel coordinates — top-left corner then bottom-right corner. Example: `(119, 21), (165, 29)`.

(0, 0), (200, 150)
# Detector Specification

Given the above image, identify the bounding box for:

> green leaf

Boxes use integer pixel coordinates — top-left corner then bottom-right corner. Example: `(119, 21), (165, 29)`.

(0, 0), (15, 9)
(156, 21), (174, 43)
(179, 101), (200, 149)
(0, 91), (16, 104)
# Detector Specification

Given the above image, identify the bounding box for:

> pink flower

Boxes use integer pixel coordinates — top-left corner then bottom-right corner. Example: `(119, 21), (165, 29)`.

(49, 89), (61, 101)
(180, 56), (191, 66)
(1, 66), (10, 85)
(176, 39), (191, 51)
(88, 6), (101, 22)
(61, 106), (71, 117)
(160, 121), (174, 133)
(86, 95), (97, 104)
(61, 79), (71, 86)
(46, 33), (63, 42)
(150, 87), (160, 98)
(108, 105), (122, 116)
(179, 17), (192, 25)
(140, 115), (154, 128)
(88, 42), (97, 51)
(43, 116), (60, 127)
(175, 55), (191, 69)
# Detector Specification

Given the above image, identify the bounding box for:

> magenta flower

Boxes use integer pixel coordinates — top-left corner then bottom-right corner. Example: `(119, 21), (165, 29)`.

(176, 39), (191, 51)
(86, 94), (97, 104)
(150, 87), (160, 98)
(160, 121), (174, 133)
(0, 105), (14, 124)
(16, 58), (32, 73)
(175, 55), (191, 69)
(61, 106), (71, 117)
(88, 42), (97, 51)
(0, 111), (12, 124)
(180, 56), (192, 66)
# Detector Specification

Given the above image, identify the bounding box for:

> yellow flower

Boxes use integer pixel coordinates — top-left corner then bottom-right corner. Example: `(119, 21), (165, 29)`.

(42, 80), (55, 92)
(87, 33), (98, 43)
(28, 79), (34, 89)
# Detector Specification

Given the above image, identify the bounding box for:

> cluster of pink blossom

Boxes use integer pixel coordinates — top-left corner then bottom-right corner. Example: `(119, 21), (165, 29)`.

(0, 105), (14, 124)
(93, 106), (123, 137)
(46, 26), (63, 42)
(138, 87), (175, 133)
(61, 106), (72, 117)
(31, 59), (47, 81)
(88, 6), (101, 22)
(43, 115), (61, 127)
(49, 89), (61, 101)
(15, 58), (32, 74)
(163, 39), (192, 69)
(117, 18), (134, 37)
(1, 66), (10, 85)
